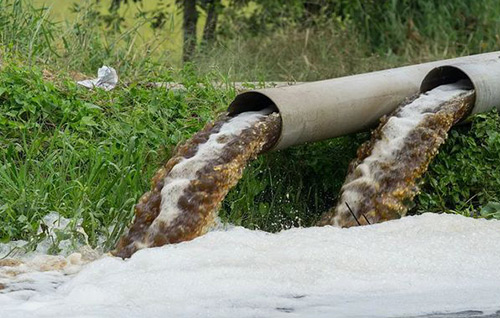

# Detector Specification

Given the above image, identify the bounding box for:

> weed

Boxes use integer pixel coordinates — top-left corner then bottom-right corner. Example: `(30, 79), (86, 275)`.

(416, 109), (500, 217)
(221, 133), (368, 231)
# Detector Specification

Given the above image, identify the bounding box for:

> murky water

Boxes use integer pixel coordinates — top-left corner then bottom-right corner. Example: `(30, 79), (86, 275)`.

(319, 82), (475, 227)
(114, 109), (281, 258)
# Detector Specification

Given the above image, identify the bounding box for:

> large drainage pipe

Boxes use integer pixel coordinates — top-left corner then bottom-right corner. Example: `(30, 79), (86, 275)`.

(228, 52), (500, 151)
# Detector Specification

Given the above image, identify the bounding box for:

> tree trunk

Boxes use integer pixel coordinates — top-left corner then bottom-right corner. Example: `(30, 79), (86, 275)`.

(109, 0), (122, 11)
(202, 0), (220, 45)
(183, 0), (198, 62)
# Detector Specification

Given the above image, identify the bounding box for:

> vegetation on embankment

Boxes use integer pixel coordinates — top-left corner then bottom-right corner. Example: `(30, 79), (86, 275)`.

(0, 0), (499, 252)
(0, 60), (232, 250)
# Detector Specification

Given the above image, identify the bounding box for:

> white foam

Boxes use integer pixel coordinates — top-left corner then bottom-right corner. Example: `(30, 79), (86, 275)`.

(1, 214), (499, 317)
(0, 212), (99, 259)
(334, 83), (470, 224)
(156, 109), (271, 227)
(0, 213), (102, 296)
(368, 83), (467, 165)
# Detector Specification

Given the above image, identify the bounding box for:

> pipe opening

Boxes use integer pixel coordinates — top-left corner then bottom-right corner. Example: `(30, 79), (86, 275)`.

(420, 66), (474, 93)
(227, 91), (283, 151)
(228, 91), (278, 115)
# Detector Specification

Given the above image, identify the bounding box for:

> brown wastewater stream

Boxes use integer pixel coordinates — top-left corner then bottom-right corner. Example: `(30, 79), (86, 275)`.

(114, 109), (281, 258)
(113, 82), (475, 258)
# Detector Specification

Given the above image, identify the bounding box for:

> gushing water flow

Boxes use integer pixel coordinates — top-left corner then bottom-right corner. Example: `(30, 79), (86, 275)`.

(319, 82), (475, 227)
(114, 109), (281, 258)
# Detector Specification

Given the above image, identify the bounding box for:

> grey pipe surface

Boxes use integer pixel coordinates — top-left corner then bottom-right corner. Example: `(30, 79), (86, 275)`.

(228, 51), (500, 150)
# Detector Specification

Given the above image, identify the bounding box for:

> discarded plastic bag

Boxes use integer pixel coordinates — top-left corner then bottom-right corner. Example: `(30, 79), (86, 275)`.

(77, 66), (118, 91)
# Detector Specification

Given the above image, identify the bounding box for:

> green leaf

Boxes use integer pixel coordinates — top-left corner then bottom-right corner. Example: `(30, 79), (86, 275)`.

(80, 116), (97, 126)
(84, 103), (103, 111)
(480, 202), (500, 219)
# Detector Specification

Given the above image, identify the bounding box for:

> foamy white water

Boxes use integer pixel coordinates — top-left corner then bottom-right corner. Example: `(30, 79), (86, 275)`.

(0, 213), (102, 297)
(1, 213), (499, 318)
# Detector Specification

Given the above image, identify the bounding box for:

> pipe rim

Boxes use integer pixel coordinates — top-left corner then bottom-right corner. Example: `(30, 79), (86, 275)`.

(420, 66), (474, 93)
(228, 91), (283, 151)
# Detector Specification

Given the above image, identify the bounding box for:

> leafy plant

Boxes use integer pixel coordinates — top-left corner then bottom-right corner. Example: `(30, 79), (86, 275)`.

(480, 202), (500, 220)
(416, 109), (500, 217)
(221, 133), (368, 231)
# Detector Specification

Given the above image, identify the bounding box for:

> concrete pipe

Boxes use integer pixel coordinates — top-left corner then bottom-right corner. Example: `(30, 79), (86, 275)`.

(228, 51), (500, 150)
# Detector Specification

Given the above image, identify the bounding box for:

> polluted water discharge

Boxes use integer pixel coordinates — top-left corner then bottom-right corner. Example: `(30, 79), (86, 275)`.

(1, 214), (500, 317)
(319, 81), (475, 227)
(114, 109), (281, 258)
(0, 109), (281, 305)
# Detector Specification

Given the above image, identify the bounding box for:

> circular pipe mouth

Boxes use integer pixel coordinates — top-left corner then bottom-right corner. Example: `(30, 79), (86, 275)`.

(228, 91), (283, 151)
(228, 91), (279, 115)
(420, 66), (474, 93)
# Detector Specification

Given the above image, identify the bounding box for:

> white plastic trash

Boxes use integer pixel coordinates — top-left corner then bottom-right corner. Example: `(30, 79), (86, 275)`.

(77, 66), (118, 91)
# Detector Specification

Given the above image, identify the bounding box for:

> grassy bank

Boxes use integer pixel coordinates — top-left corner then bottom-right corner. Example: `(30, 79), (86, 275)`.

(0, 59), (233, 250)
(1, 58), (498, 253)
(0, 0), (499, 253)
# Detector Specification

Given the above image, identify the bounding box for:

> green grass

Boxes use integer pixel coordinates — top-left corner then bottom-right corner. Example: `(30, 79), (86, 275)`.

(0, 0), (177, 79)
